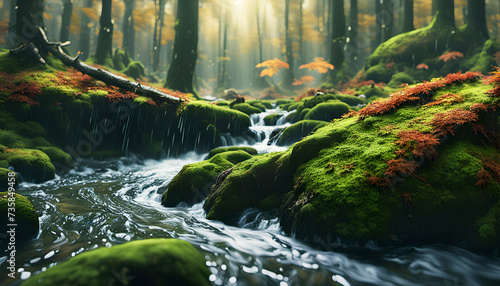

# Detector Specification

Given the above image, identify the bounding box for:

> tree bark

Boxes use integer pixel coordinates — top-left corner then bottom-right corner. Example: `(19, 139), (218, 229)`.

(348, 0), (358, 69)
(299, 0), (304, 65)
(374, 0), (382, 49)
(122, 0), (135, 57)
(330, 0), (345, 73)
(403, 0), (414, 32)
(282, 0), (295, 88)
(464, 0), (488, 40)
(59, 0), (73, 43)
(79, 0), (93, 61)
(434, 0), (455, 27)
(7, 0), (16, 48)
(382, 0), (394, 42)
(95, 0), (113, 65)
(153, 0), (165, 72)
(15, 0), (45, 46)
(165, 0), (199, 98)
(217, 11), (228, 92)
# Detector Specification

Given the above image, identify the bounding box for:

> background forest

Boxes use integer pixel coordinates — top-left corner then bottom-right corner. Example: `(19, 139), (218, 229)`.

(1, 0), (499, 98)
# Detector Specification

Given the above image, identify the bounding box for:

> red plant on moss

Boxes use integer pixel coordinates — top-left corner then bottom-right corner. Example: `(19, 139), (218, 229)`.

(417, 63), (429, 70)
(145, 99), (157, 106)
(395, 130), (440, 159)
(7, 82), (43, 106)
(443, 71), (481, 85)
(476, 158), (500, 186)
(439, 51), (464, 62)
(485, 66), (500, 97)
(425, 93), (464, 107)
(430, 108), (479, 137)
(385, 62), (395, 69)
(57, 70), (95, 93)
(385, 158), (419, 178)
(102, 86), (138, 102)
(476, 169), (492, 186)
(470, 103), (497, 113)
(369, 176), (388, 188)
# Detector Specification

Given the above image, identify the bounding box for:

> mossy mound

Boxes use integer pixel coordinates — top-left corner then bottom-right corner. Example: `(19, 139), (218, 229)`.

(0, 192), (39, 243)
(263, 113), (282, 126)
(123, 61), (145, 80)
(207, 146), (257, 159)
(36, 146), (73, 168)
(275, 99), (293, 108)
(0, 168), (18, 191)
(202, 77), (500, 252)
(0, 148), (55, 183)
(112, 49), (132, 71)
(277, 120), (329, 146)
(303, 102), (351, 122)
(22, 239), (210, 286)
(161, 151), (253, 207)
(230, 103), (262, 115)
(388, 72), (414, 88)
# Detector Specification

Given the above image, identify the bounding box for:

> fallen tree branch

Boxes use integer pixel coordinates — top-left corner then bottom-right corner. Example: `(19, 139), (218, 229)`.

(10, 27), (182, 106)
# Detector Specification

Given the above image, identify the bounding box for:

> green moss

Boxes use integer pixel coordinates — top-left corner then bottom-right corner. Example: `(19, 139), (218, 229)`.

(365, 63), (392, 83)
(298, 108), (310, 121)
(215, 100), (231, 106)
(333, 94), (366, 106)
(161, 151), (253, 207)
(207, 147), (257, 159)
(469, 39), (498, 74)
(388, 72), (414, 88)
(263, 113), (282, 126)
(112, 49), (132, 71)
(22, 239), (210, 286)
(246, 100), (269, 112)
(230, 103), (262, 115)
(123, 61), (145, 79)
(36, 146), (73, 167)
(277, 120), (329, 146)
(303, 102), (351, 122)
(0, 192), (39, 242)
(276, 99), (293, 108)
(474, 201), (500, 250)
(0, 148), (55, 183)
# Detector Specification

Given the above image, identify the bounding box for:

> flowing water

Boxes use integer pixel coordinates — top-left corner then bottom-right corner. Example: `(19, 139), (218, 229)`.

(1, 108), (500, 286)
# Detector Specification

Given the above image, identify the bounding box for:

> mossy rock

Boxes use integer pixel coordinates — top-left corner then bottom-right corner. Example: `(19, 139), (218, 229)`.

(263, 113), (282, 126)
(161, 151), (253, 207)
(0, 192), (39, 243)
(207, 147), (257, 159)
(22, 239), (210, 286)
(275, 99), (293, 107)
(113, 49), (132, 71)
(303, 102), (351, 122)
(469, 39), (498, 74)
(14, 121), (47, 138)
(0, 148), (55, 183)
(333, 94), (366, 106)
(230, 103), (262, 115)
(388, 72), (414, 88)
(298, 108), (311, 121)
(123, 61), (145, 79)
(365, 63), (393, 83)
(247, 101), (268, 112)
(0, 168), (18, 191)
(277, 120), (329, 146)
(36, 146), (73, 169)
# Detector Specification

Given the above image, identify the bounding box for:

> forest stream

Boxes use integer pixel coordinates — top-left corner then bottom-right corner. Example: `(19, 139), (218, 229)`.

(2, 107), (500, 286)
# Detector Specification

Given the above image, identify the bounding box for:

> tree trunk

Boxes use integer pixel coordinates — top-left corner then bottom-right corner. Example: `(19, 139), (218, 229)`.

(299, 0), (304, 65)
(464, 0), (488, 41)
(434, 0), (455, 27)
(165, 0), (199, 98)
(79, 0), (93, 61)
(382, 0), (394, 42)
(59, 0), (73, 43)
(374, 0), (382, 50)
(348, 0), (358, 69)
(256, 1), (263, 64)
(153, 0), (165, 72)
(122, 0), (135, 57)
(329, 0), (345, 74)
(95, 0), (113, 65)
(7, 0), (16, 48)
(282, 0), (295, 88)
(403, 0), (414, 32)
(432, 0), (438, 17)
(15, 0), (45, 46)
(217, 15), (228, 92)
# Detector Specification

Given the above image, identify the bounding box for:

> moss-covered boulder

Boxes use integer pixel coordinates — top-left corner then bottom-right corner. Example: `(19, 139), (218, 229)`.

(123, 61), (145, 79)
(303, 102), (351, 122)
(277, 120), (329, 146)
(161, 151), (253, 207)
(202, 76), (500, 252)
(263, 113), (282, 126)
(207, 146), (257, 159)
(0, 192), (39, 242)
(112, 49), (132, 71)
(388, 72), (414, 88)
(0, 168), (18, 191)
(0, 148), (55, 183)
(230, 103), (262, 115)
(36, 146), (73, 168)
(22, 239), (210, 286)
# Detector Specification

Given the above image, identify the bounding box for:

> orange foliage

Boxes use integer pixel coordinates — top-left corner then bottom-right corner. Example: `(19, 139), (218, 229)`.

(384, 62), (395, 69)
(439, 51), (464, 62)
(416, 63), (429, 70)
(442, 71), (482, 85)
(0, 72), (43, 106)
(369, 176), (388, 188)
(470, 103), (497, 113)
(425, 93), (463, 107)
(430, 109), (479, 137)
(299, 57), (334, 74)
(256, 58), (289, 77)
(385, 158), (419, 178)
(395, 130), (439, 159)
(145, 99), (157, 106)
(292, 75), (315, 86)
(476, 169), (492, 186)
(485, 66), (500, 97)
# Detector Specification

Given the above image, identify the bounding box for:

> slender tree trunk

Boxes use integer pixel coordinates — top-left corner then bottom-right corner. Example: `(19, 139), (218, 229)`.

(374, 0), (382, 51)
(128, 11), (135, 58)
(403, 0), (414, 32)
(95, 0), (113, 65)
(256, 1), (263, 64)
(348, 0), (358, 69)
(153, 0), (165, 72)
(217, 12), (228, 91)
(59, 0), (73, 42)
(79, 0), (93, 61)
(165, 0), (199, 98)
(122, 0), (135, 56)
(7, 0), (16, 48)
(15, 0), (45, 46)
(382, 0), (394, 42)
(299, 0), (304, 65)
(330, 0), (346, 74)
(282, 0), (295, 88)
(464, 0), (488, 40)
